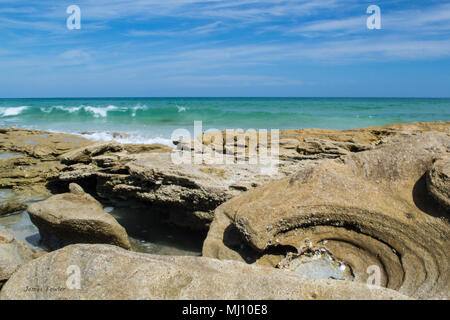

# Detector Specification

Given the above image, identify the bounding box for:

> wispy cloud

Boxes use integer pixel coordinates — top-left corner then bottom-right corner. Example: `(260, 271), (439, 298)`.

(1, 0), (450, 97)
(128, 21), (225, 37)
(59, 49), (92, 65)
(165, 74), (303, 87)
(279, 2), (450, 37)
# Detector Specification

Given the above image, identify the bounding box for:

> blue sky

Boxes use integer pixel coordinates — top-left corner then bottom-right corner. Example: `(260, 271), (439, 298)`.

(0, 0), (449, 97)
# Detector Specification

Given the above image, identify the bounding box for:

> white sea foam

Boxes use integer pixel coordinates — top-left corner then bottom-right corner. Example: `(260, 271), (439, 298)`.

(177, 105), (187, 112)
(40, 105), (83, 113)
(84, 105), (118, 118)
(0, 106), (29, 117)
(77, 131), (175, 147)
(62, 106), (83, 113)
(38, 104), (149, 118)
(39, 105), (116, 117)
(131, 104), (148, 117)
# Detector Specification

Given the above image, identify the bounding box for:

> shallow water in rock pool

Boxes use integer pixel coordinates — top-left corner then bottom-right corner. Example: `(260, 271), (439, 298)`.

(106, 203), (206, 256)
(0, 152), (24, 159)
(0, 211), (42, 250)
(0, 200), (205, 256)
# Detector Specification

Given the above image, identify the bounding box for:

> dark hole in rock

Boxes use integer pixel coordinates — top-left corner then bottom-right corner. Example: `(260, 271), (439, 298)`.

(413, 173), (448, 218)
(46, 176), (98, 196)
(223, 223), (261, 263)
(102, 200), (207, 256)
(264, 244), (298, 256)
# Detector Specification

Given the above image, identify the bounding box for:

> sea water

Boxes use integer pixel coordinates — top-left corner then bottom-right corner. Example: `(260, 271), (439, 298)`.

(1, 97), (448, 146)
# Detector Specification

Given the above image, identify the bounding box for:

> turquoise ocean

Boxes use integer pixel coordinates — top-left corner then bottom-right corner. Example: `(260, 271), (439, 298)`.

(1, 98), (449, 146)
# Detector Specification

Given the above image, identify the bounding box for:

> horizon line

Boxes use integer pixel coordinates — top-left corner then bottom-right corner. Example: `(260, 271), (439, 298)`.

(1, 96), (450, 99)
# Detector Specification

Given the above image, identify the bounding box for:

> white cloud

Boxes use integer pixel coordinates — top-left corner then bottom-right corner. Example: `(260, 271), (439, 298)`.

(59, 49), (91, 64)
(165, 74), (303, 87)
(279, 2), (450, 37)
(128, 21), (224, 37)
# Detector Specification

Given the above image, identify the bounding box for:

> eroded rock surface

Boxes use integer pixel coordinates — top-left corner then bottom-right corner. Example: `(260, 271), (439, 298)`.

(0, 244), (410, 300)
(0, 128), (93, 211)
(27, 184), (131, 250)
(203, 132), (450, 300)
(58, 141), (294, 230)
(0, 202), (27, 217)
(427, 156), (450, 212)
(55, 122), (450, 230)
(0, 228), (38, 288)
(0, 128), (92, 188)
(1, 123), (449, 300)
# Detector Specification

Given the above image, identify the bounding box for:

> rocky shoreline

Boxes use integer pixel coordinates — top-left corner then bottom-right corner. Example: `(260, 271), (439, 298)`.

(0, 122), (449, 300)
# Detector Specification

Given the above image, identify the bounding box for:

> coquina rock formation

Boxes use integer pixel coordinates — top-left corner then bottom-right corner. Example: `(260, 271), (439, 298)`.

(0, 244), (410, 300)
(0, 123), (449, 300)
(54, 122), (450, 230)
(0, 229), (39, 289)
(203, 132), (450, 299)
(27, 184), (131, 250)
(0, 128), (93, 214)
(0, 128), (92, 188)
(427, 156), (450, 212)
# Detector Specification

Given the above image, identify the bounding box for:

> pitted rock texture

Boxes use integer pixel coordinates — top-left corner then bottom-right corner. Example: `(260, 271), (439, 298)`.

(27, 184), (131, 250)
(0, 128), (92, 188)
(55, 122), (450, 230)
(57, 142), (296, 230)
(0, 244), (410, 300)
(427, 156), (450, 212)
(203, 132), (450, 300)
(0, 128), (93, 210)
(0, 229), (38, 285)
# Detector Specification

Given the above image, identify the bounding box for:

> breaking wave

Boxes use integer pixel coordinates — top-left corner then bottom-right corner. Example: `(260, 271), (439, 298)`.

(0, 106), (29, 117)
(76, 131), (174, 146)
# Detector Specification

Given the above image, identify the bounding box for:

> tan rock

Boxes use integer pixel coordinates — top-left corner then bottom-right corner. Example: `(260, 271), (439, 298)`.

(27, 184), (131, 250)
(203, 132), (450, 299)
(0, 229), (37, 285)
(0, 128), (92, 160)
(55, 121), (450, 230)
(60, 146), (294, 230)
(60, 141), (123, 165)
(0, 202), (27, 216)
(427, 156), (450, 212)
(0, 128), (92, 192)
(0, 244), (410, 300)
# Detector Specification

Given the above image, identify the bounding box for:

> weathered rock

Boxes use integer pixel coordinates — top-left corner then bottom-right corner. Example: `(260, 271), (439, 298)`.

(0, 244), (410, 300)
(195, 121), (450, 162)
(427, 156), (450, 212)
(27, 184), (131, 250)
(55, 122), (450, 230)
(0, 128), (92, 160)
(0, 202), (27, 216)
(0, 128), (93, 189)
(60, 141), (124, 165)
(203, 132), (450, 299)
(0, 229), (37, 286)
(0, 128), (94, 214)
(59, 145), (295, 230)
